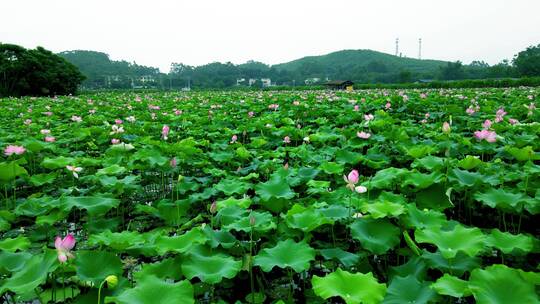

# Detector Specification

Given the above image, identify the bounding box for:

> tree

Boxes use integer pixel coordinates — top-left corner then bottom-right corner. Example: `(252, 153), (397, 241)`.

(513, 44), (540, 77)
(0, 43), (85, 97)
(439, 61), (465, 80)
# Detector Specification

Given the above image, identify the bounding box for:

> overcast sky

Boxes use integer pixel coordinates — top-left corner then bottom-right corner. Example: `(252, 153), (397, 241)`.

(2, 0), (540, 72)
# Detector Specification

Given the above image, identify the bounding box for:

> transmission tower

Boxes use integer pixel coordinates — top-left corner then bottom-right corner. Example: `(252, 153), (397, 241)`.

(418, 38), (422, 60)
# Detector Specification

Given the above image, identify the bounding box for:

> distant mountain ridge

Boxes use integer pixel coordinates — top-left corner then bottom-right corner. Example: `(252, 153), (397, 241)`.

(58, 48), (513, 88)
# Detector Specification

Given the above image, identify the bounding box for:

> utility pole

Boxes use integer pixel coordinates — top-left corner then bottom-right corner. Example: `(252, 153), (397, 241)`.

(395, 38), (399, 56)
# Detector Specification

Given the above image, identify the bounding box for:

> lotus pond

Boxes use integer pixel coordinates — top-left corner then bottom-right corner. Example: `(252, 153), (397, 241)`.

(0, 88), (539, 303)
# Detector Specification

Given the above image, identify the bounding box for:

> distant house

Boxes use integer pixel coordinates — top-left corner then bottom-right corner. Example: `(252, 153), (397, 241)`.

(323, 80), (354, 90)
(261, 78), (272, 87)
(304, 77), (321, 85)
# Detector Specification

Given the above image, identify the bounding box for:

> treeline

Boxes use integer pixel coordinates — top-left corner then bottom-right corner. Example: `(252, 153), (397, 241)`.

(0, 44), (85, 97)
(58, 50), (160, 89)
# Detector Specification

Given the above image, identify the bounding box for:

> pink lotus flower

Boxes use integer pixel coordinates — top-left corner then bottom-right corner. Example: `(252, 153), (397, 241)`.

(442, 122), (451, 134)
(40, 129), (51, 135)
(482, 120), (492, 129)
(385, 102), (391, 109)
(115, 119), (123, 125)
(509, 118), (519, 125)
(230, 135), (238, 143)
(268, 104), (279, 110)
(44, 111), (53, 116)
(44, 136), (56, 142)
(248, 111), (254, 118)
(174, 109), (182, 115)
(126, 116), (136, 123)
(364, 114), (374, 121)
(71, 115), (82, 122)
(55, 234), (75, 263)
(4, 145), (25, 156)
(293, 101), (300, 106)
(66, 165), (83, 178)
(474, 130), (497, 143)
(111, 138), (120, 145)
(283, 136), (291, 144)
(343, 170), (360, 191)
(357, 131), (371, 139)
(24, 119), (32, 125)
(170, 157), (177, 168)
(420, 93), (427, 99)
(354, 105), (359, 111)
(466, 107), (475, 115)
(162, 125), (170, 140)
(89, 109), (96, 114)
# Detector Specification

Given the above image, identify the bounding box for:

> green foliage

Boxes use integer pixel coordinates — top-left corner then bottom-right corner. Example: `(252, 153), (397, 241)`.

(0, 43), (84, 96)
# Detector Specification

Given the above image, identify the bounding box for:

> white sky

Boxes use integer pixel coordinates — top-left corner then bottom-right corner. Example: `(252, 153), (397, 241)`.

(1, 0), (540, 73)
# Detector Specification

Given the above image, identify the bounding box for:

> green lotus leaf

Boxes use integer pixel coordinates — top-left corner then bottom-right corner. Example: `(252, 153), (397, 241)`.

(106, 275), (194, 304)
(255, 174), (295, 201)
(431, 274), (471, 298)
(389, 256), (427, 281)
(0, 235), (30, 252)
(0, 161), (28, 182)
(486, 228), (534, 254)
(383, 275), (437, 304)
(449, 168), (483, 187)
(0, 251), (32, 273)
(320, 204), (350, 221)
(41, 156), (75, 170)
(154, 228), (208, 255)
(254, 239), (315, 272)
(216, 197), (251, 210)
(0, 249), (58, 295)
(222, 209), (276, 233)
(181, 245), (242, 284)
(287, 167), (320, 187)
(505, 146), (538, 162)
(284, 204), (333, 232)
(28, 172), (57, 186)
(75, 250), (123, 286)
(61, 196), (121, 217)
(457, 155), (483, 170)
(421, 250), (481, 276)
(335, 150), (363, 164)
(404, 145), (435, 159)
(402, 204), (447, 229)
(474, 188), (526, 211)
(312, 268), (387, 304)
(319, 161), (344, 174)
(88, 230), (147, 251)
(361, 201), (405, 219)
(131, 149), (169, 167)
(401, 171), (443, 190)
(96, 164), (127, 176)
(411, 156), (444, 171)
(415, 224), (486, 259)
(40, 286), (80, 303)
(133, 256), (183, 282)
(349, 218), (400, 254)
(203, 226), (237, 249)
(236, 146), (251, 159)
(366, 167), (407, 190)
(319, 248), (362, 268)
(415, 184), (453, 211)
(214, 178), (252, 195)
(468, 264), (540, 304)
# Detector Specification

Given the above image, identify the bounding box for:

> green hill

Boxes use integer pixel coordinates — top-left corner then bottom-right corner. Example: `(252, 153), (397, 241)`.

(272, 49), (448, 83)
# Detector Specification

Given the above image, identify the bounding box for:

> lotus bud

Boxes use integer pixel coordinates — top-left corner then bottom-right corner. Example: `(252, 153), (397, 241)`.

(105, 275), (118, 289)
(250, 215), (256, 226)
(210, 201), (217, 214)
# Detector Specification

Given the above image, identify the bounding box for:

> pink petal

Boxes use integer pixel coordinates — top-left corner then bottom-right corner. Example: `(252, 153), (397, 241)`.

(62, 234), (76, 250)
(54, 236), (62, 249)
(58, 252), (67, 263)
